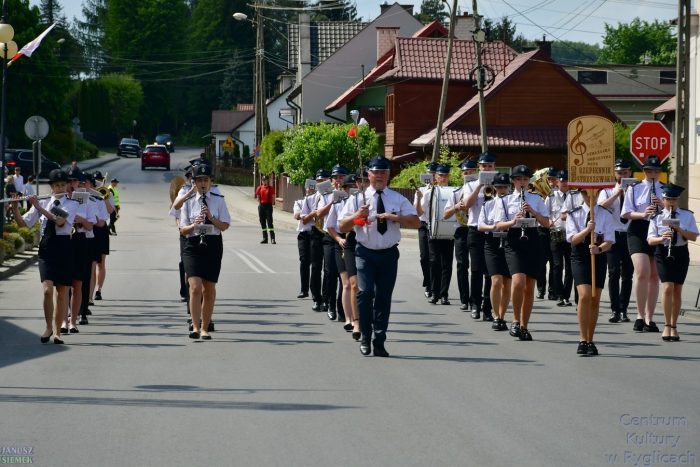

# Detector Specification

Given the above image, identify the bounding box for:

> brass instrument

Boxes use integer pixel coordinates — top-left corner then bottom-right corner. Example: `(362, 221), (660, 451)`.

(483, 185), (495, 200)
(169, 175), (187, 203)
(96, 186), (112, 200)
(530, 167), (552, 199)
(0, 192), (66, 204)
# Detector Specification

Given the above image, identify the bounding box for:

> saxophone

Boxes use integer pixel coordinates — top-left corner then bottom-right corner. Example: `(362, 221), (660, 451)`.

(455, 186), (468, 226)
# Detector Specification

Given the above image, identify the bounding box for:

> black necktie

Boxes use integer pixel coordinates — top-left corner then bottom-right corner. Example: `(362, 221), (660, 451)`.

(670, 210), (677, 246)
(376, 190), (387, 235)
(619, 189), (628, 224)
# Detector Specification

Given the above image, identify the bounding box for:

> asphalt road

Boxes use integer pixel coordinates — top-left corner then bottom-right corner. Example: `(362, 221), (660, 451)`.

(0, 148), (698, 467)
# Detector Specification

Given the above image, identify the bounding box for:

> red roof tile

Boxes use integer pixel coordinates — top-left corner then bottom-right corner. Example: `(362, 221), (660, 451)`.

(380, 38), (517, 81)
(325, 54), (395, 112)
(411, 21), (448, 38)
(438, 127), (566, 149)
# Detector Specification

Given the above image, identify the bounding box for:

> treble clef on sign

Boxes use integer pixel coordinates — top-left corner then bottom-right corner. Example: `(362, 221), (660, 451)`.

(570, 120), (587, 166)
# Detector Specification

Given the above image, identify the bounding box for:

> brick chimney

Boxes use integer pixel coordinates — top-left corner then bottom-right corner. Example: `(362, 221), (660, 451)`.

(453, 13), (475, 40)
(536, 35), (552, 58)
(376, 26), (399, 62)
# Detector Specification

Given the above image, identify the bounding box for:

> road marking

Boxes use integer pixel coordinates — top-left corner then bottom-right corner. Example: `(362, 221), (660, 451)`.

(230, 249), (263, 274)
(237, 249), (275, 273)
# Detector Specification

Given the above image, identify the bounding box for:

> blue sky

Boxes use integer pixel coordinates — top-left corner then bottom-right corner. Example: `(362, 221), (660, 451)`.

(33, 0), (683, 45)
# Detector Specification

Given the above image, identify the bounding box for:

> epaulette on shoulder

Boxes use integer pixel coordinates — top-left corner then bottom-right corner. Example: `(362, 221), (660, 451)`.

(65, 198), (79, 203)
(680, 208), (694, 214)
(210, 192), (224, 198)
(570, 205), (583, 213)
(89, 196), (101, 202)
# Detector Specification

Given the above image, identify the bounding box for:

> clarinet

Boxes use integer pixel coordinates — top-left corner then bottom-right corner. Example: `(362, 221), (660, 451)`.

(648, 178), (659, 219)
(519, 190), (529, 241)
(666, 207), (676, 261)
(199, 194), (208, 247)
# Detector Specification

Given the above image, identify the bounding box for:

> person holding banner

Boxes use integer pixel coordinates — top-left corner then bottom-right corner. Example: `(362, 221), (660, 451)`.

(478, 172), (512, 331)
(647, 184), (698, 342)
(494, 165), (549, 341)
(414, 162), (437, 299)
(566, 189), (615, 356)
(621, 155), (664, 333)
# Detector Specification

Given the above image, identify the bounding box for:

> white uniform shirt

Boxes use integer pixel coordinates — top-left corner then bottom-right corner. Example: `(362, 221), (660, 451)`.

(462, 180), (485, 226)
(414, 185), (432, 223)
(621, 179), (664, 216)
(180, 191), (231, 238)
(597, 185), (629, 232)
(297, 193), (317, 232)
(565, 203), (615, 245)
(647, 208), (698, 247)
(82, 198), (100, 239)
(324, 199), (346, 233)
(477, 196), (503, 228)
(545, 190), (572, 231)
(12, 174), (24, 194)
(169, 183), (192, 219)
(491, 190), (548, 226)
(22, 195), (79, 237)
(341, 186), (416, 250)
(443, 185), (468, 226)
(95, 197), (110, 223)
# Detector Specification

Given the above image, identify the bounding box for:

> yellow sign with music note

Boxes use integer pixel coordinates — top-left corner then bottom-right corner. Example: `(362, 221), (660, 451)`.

(567, 115), (615, 189)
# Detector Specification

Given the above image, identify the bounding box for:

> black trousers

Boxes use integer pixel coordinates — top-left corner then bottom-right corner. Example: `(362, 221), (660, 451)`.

(429, 238), (454, 299)
(109, 206), (119, 233)
(297, 231), (311, 294)
(322, 234), (339, 311)
(454, 226), (470, 305)
(550, 239), (573, 300)
(310, 229), (324, 303)
(258, 203), (274, 239)
(468, 227), (492, 312)
(607, 231), (633, 312)
(418, 222), (431, 290)
(356, 244), (399, 345)
(537, 227), (554, 296)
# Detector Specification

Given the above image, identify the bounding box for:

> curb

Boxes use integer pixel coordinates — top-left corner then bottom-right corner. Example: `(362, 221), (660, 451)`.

(0, 248), (38, 281)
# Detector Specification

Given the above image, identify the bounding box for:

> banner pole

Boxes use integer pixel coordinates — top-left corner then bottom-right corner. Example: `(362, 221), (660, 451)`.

(590, 188), (597, 298)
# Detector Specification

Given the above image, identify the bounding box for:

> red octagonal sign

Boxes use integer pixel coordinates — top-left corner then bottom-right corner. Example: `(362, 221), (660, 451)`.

(629, 120), (672, 167)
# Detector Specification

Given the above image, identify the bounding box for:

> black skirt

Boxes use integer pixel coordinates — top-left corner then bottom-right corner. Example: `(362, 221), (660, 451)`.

(94, 225), (110, 258)
(627, 219), (653, 255)
(38, 235), (74, 286)
(504, 227), (539, 278)
(484, 234), (510, 277)
(70, 233), (92, 282)
(182, 235), (223, 283)
(655, 245), (689, 284)
(571, 243), (607, 288)
(334, 235), (347, 275)
(343, 232), (357, 277)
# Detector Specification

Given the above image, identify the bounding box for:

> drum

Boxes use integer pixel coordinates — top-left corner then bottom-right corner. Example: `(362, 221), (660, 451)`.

(428, 186), (458, 240)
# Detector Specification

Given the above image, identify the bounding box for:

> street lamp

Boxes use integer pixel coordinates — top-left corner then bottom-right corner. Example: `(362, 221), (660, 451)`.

(233, 5), (267, 190)
(0, 2), (17, 232)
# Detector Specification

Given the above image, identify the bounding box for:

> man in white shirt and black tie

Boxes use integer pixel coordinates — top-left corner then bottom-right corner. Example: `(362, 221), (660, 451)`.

(340, 156), (420, 357)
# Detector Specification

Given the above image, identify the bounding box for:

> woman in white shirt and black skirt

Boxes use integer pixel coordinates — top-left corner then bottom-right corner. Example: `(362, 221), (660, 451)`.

(179, 164), (231, 340)
(566, 189), (615, 356)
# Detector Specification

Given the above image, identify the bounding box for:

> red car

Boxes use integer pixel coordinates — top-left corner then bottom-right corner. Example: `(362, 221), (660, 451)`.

(141, 144), (170, 170)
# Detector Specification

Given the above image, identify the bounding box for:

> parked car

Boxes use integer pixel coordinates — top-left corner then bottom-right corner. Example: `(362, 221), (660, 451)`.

(117, 138), (142, 158)
(154, 134), (174, 152)
(141, 144), (170, 171)
(2, 149), (61, 179)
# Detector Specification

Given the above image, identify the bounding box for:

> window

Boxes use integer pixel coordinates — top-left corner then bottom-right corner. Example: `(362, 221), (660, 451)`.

(385, 94), (395, 123)
(660, 70), (676, 84)
(577, 71), (607, 84)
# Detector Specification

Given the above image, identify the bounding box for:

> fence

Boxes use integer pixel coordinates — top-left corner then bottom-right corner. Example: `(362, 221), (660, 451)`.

(216, 166), (254, 186)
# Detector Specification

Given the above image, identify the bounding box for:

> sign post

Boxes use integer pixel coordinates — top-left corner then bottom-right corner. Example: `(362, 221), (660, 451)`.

(24, 115), (49, 196)
(567, 115), (616, 296)
(629, 120), (672, 167)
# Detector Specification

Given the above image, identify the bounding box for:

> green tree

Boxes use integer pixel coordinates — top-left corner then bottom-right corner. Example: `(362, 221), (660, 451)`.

(483, 17), (528, 52)
(551, 41), (601, 64)
(598, 18), (676, 65)
(415, 0), (447, 24)
(390, 146), (464, 188)
(39, 0), (65, 25)
(279, 123), (380, 184)
(73, 0), (107, 76)
(259, 130), (286, 175)
(312, 0), (358, 21)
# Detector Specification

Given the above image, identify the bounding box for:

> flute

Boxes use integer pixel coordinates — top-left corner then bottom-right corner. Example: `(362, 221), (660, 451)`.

(0, 192), (66, 204)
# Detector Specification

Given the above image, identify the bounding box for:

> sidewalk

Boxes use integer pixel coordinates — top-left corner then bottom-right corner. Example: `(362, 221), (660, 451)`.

(0, 154), (118, 280)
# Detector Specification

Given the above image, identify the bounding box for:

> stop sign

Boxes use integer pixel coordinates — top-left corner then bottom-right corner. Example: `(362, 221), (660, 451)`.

(629, 120), (672, 167)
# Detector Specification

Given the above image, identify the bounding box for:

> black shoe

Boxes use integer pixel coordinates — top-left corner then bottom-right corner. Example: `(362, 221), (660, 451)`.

(471, 309), (481, 320)
(670, 326), (680, 342)
(40, 330), (52, 344)
(352, 331), (361, 341)
(271, 239), (276, 244)
(180, 297), (187, 302)
(548, 294), (556, 301)
(460, 303), (470, 311)
(621, 312), (630, 322)
(297, 292), (309, 299)
(201, 333), (212, 340)
(207, 322), (215, 332)
(373, 343), (390, 358)
(662, 325), (672, 342)
(500, 320), (509, 331)
(260, 239), (268, 244)
(509, 322), (521, 337)
(424, 289), (432, 299)
(644, 321), (659, 332)
(327, 309), (337, 321)
(491, 319), (501, 330)
(564, 299), (573, 307)
(440, 297), (450, 305)
(189, 331), (200, 339)
(633, 318), (645, 332)
(429, 297), (439, 305)
(557, 299), (566, 307)
(577, 341), (588, 355)
(343, 322), (353, 331)
(60, 327), (69, 334)
(321, 303), (329, 312)
(482, 312), (494, 322)
(360, 339), (371, 356)
(85, 308), (92, 315)
(69, 327), (79, 334)
(519, 328), (533, 341)
(94, 291), (102, 300)
(608, 312), (621, 323)
(312, 302), (321, 312)
(78, 316), (88, 325)
(53, 336), (64, 344)
(536, 292), (545, 299)
(586, 342), (598, 356)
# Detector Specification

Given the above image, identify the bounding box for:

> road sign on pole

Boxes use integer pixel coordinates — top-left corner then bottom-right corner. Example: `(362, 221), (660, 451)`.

(24, 115), (49, 141)
(629, 121), (672, 167)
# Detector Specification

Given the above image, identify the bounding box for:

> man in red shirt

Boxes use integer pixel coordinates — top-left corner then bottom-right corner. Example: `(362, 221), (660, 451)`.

(255, 175), (276, 244)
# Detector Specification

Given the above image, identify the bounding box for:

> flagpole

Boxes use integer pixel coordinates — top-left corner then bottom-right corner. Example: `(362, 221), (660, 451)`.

(0, 0), (8, 234)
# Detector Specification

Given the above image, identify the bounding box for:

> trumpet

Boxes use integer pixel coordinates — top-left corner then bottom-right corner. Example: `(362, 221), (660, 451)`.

(483, 185), (495, 200)
(96, 186), (112, 200)
(0, 192), (66, 204)
(519, 190), (529, 241)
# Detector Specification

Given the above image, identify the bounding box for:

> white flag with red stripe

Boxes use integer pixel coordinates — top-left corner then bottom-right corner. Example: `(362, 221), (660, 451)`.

(9, 23), (56, 64)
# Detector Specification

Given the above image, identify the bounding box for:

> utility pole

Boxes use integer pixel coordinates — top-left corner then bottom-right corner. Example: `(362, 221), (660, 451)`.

(430, 0), (458, 162)
(253, 0), (268, 190)
(672, 0), (690, 206)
